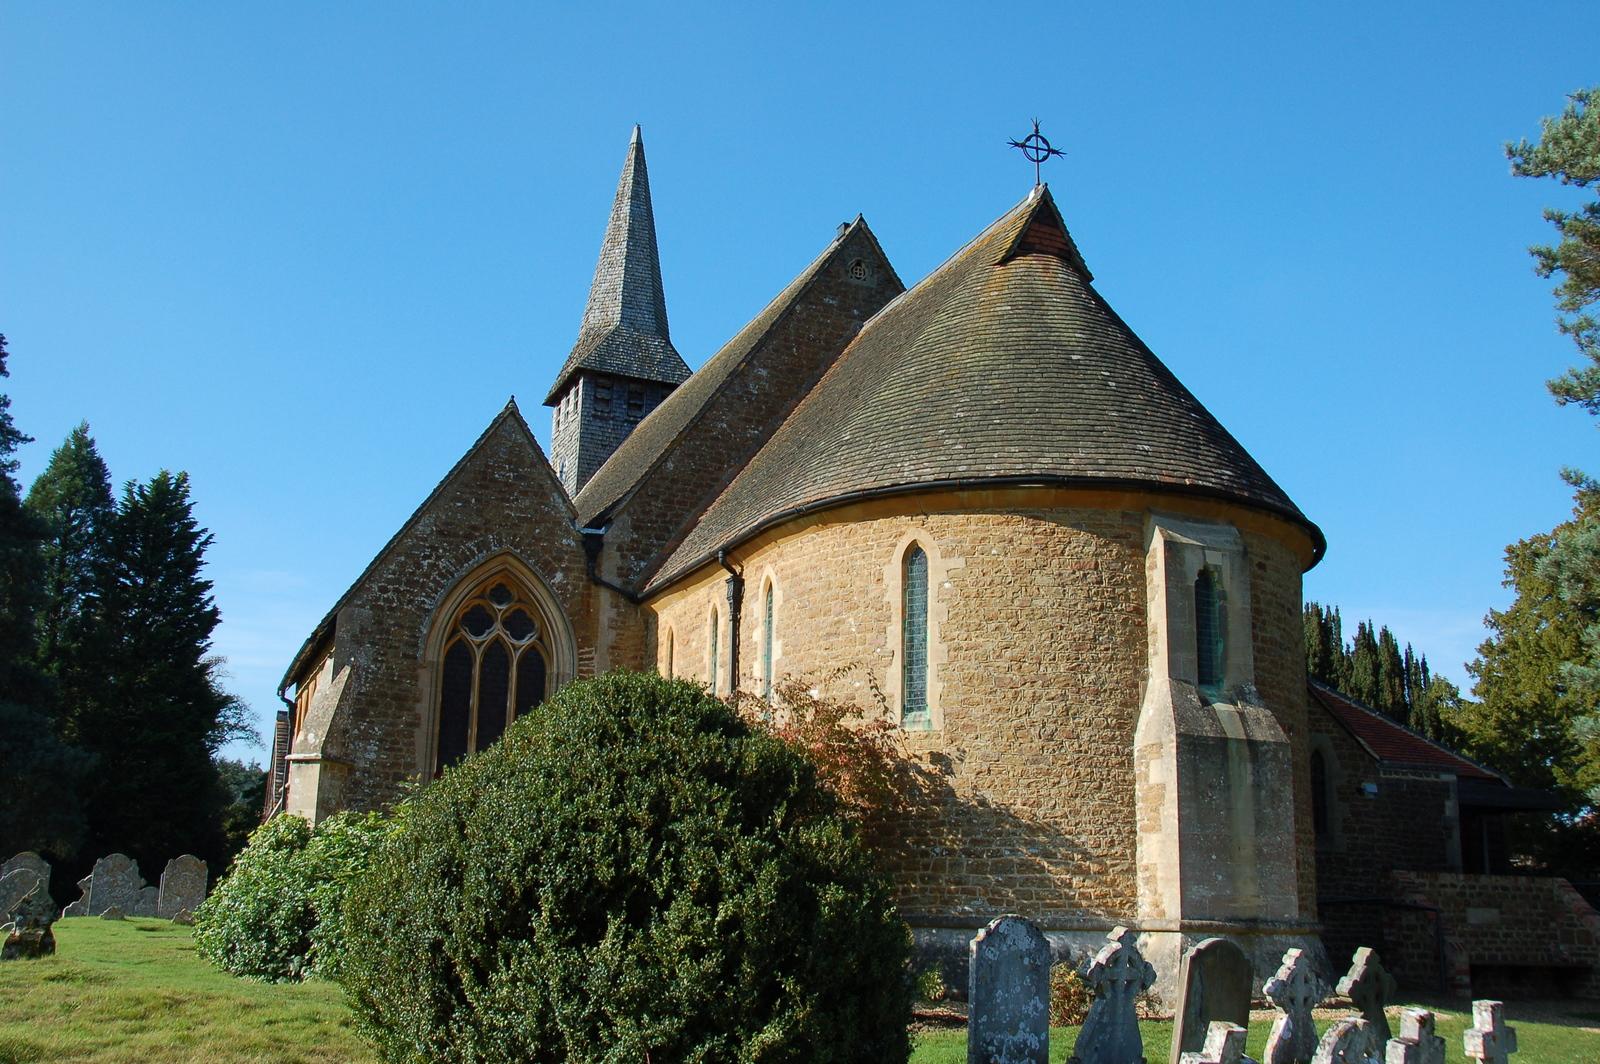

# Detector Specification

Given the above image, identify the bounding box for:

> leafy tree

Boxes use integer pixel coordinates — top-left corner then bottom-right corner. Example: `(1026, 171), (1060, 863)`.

(1507, 88), (1600, 417)
(216, 757), (269, 862)
(0, 334), (46, 702)
(26, 423), (114, 681)
(74, 471), (249, 872)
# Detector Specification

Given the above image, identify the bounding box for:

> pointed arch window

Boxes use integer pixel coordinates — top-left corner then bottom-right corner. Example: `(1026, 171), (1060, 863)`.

(708, 606), (721, 695)
(1194, 565), (1227, 691)
(762, 581), (775, 702)
(902, 545), (929, 727)
(435, 577), (550, 774)
(664, 627), (675, 678)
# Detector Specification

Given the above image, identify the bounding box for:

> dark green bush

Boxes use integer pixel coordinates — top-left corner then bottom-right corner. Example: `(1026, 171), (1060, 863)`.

(193, 809), (388, 981)
(341, 670), (913, 1063)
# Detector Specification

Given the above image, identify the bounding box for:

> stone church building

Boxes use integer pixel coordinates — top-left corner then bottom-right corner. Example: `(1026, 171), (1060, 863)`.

(268, 128), (1590, 993)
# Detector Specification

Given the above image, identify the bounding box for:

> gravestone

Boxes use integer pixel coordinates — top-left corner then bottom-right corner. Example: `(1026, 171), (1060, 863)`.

(85, 854), (145, 916)
(1462, 1000), (1517, 1064)
(1070, 926), (1156, 1064)
(1336, 948), (1397, 1042)
(1171, 937), (1253, 1064)
(1311, 1018), (1379, 1064)
(172, 908), (195, 926)
(1178, 1021), (1256, 1064)
(1, 851), (50, 884)
(968, 915), (1051, 1064)
(0, 869), (43, 922)
(1, 875), (58, 960)
(62, 873), (92, 917)
(100, 905), (126, 920)
(1384, 1009), (1445, 1064)
(134, 885), (159, 917)
(1263, 947), (1325, 1064)
(158, 855), (208, 920)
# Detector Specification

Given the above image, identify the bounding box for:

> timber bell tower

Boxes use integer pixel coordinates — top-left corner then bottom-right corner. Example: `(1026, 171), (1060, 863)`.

(544, 126), (691, 497)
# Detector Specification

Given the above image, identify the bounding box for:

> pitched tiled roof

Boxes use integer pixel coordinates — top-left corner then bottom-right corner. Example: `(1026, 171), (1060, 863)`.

(545, 126), (691, 403)
(644, 186), (1322, 592)
(1309, 681), (1501, 781)
(572, 218), (901, 529)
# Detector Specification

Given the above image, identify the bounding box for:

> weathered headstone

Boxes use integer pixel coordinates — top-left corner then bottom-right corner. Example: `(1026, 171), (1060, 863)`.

(158, 855), (208, 920)
(100, 905), (126, 920)
(1462, 1000), (1517, 1064)
(62, 873), (92, 918)
(85, 854), (145, 916)
(968, 915), (1051, 1064)
(1263, 947), (1325, 1064)
(1, 876), (58, 960)
(1337, 948), (1397, 1043)
(1179, 1021), (1257, 1064)
(1311, 1018), (1379, 1064)
(1, 851), (51, 884)
(1384, 1009), (1445, 1064)
(1171, 937), (1254, 1064)
(134, 884), (159, 917)
(1070, 926), (1157, 1064)
(0, 868), (43, 922)
(171, 908), (195, 926)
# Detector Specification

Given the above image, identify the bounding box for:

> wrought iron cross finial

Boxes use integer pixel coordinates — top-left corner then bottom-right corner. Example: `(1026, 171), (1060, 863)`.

(1007, 118), (1065, 187)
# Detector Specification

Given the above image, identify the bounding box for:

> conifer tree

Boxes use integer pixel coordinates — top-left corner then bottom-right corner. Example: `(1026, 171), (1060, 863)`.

(76, 471), (244, 870)
(0, 334), (89, 858)
(26, 423), (115, 700)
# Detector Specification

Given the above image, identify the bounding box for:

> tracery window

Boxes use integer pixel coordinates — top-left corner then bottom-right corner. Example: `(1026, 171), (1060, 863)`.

(435, 577), (549, 774)
(1194, 566), (1226, 691)
(762, 581), (775, 702)
(902, 545), (929, 727)
(708, 606), (721, 695)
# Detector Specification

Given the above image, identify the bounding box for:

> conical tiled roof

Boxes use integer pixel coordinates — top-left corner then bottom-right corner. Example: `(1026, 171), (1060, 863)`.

(544, 126), (691, 404)
(646, 186), (1322, 591)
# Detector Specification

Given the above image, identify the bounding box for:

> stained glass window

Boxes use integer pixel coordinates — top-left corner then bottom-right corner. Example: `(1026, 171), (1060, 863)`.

(434, 575), (551, 774)
(1195, 566), (1226, 691)
(902, 545), (929, 727)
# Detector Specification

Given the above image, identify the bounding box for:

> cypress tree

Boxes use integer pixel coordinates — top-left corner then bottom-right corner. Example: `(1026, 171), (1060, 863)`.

(1376, 626), (1408, 722)
(78, 471), (240, 870)
(25, 423), (115, 730)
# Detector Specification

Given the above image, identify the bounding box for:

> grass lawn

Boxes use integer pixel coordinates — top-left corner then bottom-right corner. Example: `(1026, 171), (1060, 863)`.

(5, 920), (1599, 1063)
(0, 918), (374, 1063)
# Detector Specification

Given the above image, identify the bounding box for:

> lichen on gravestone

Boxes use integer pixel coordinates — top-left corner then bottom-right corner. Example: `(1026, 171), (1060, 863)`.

(968, 914), (1051, 1064)
(1171, 937), (1253, 1064)
(1462, 1000), (1517, 1064)
(1310, 1017), (1379, 1064)
(158, 855), (208, 920)
(1178, 1021), (1257, 1064)
(1262, 947), (1326, 1064)
(1335, 948), (1396, 1042)
(1384, 1009), (1445, 1064)
(1070, 926), (1156, 1064)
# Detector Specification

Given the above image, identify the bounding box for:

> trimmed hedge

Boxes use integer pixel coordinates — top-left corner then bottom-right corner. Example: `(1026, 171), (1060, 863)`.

(341, 670), (913, 1063)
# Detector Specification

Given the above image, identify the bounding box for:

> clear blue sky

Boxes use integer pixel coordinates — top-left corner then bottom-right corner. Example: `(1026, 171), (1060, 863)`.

(4, 4), (1594, 763)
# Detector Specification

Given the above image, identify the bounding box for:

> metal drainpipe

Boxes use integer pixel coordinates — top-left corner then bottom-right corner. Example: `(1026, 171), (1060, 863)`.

(581, 527), (642, 603)
(718, 550), (744, 695)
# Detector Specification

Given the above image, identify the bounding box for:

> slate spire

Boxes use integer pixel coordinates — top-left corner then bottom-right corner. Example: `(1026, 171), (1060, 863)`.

(544, 126), (691, 405)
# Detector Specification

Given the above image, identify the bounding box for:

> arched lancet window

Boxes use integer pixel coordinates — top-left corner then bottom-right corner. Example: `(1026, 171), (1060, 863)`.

(436, 576), (550, 774)
(708, 606), (721, 695)
(902, 545), (929, 727)
(762, 581), (775, 702)
(1311, 748), (1331, 839)
(1194, 566), (1226, 690)
(664, 628), (675, 678)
